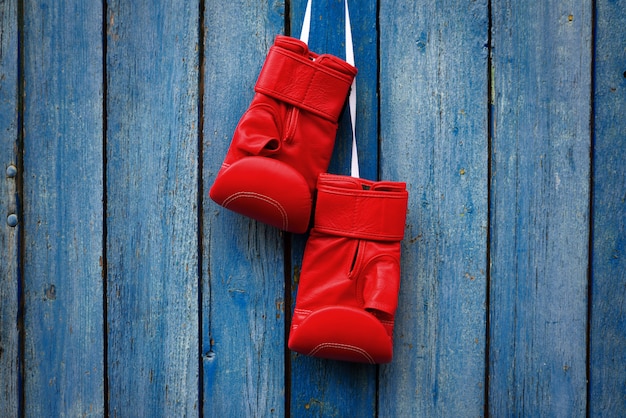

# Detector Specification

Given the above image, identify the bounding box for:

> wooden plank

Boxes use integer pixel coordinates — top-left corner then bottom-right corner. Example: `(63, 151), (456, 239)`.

(378, 0), (489, 416)
(105, 0), (200, 415)
(21, 0), (104, 415)
(0, 0), (20, 415)
(201, 1), (286, 416)
(488, 1), (591, 416)
(287, 1), (379, 416)
(589, 0), (626, 416)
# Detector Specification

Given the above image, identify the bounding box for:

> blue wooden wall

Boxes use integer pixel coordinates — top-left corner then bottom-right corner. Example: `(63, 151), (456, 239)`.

(1, 0), (625, 416)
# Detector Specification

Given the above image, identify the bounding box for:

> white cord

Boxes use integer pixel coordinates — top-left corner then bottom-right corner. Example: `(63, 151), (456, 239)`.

(299, 0), (359, 178)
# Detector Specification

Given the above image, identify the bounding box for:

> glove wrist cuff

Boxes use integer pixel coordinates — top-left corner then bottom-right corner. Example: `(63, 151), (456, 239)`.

(314, 173), (408, 241)
(255, 36), (357, 122)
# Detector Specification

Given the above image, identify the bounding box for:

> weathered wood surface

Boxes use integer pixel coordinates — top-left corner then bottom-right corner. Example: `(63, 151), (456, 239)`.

(106, 0), (200, 415)
(19, 0), (106, 415)
(0, 0), (19, 415)
(202, 0), (286, 416)
(589, 0), (626, 416)
(489, 1), (592, 416)
(0, 0), (625, 416)
(379, 0), (489, 416)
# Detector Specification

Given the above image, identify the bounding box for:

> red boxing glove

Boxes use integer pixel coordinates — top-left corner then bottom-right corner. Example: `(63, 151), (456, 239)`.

(209, 36), (357, 233)
(288, 173), (408, 363)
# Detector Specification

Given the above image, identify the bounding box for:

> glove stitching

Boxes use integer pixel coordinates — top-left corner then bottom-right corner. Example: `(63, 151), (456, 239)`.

(348, 239), (362, 278)
(315, 225), (403, 241)
(256, 86), (336, 121)
(222, 191), (288, 230)
(283, 106), (299, 144)
(309, 343), (375, 364)
(293, 308), (312, 315)
(272, 48), (354, 81)
(319, 188), (407, 199)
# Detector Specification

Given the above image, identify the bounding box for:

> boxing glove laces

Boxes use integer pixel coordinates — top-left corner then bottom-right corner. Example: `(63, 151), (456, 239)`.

(209, 33), (357, 233)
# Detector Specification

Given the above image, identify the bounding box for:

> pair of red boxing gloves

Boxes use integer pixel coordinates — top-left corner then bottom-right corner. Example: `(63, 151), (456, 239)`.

(210, 35), (408, 364)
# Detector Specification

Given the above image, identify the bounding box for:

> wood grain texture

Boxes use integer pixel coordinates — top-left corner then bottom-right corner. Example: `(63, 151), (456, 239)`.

(589, 0), (626, 416)
(288, 1), (379, 416)
(0, 0), (19, 415)
(3, 1), (626, 415)
(488, 1), (591, 416)
(202, 1), (286, 416)
(105, 0), (200, 415)
(378, 0), (489, 416)
(21, 0), (104, 415)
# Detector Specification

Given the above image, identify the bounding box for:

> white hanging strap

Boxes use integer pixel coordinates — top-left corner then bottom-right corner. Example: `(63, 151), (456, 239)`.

(344, 0), (359, 178)
(299, 0), (359, 178)
(299, 0), (312, 44)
